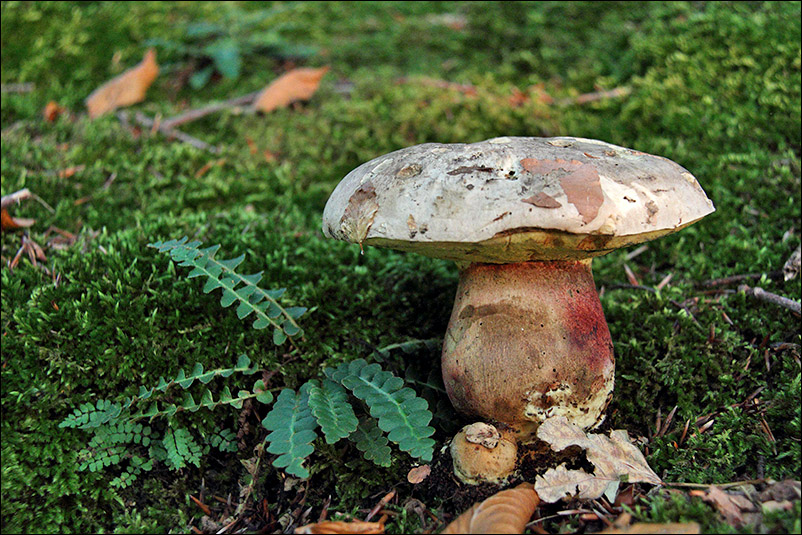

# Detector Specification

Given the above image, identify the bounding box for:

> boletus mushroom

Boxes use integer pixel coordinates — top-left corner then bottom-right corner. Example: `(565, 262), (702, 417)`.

(322, 137), (714, 483)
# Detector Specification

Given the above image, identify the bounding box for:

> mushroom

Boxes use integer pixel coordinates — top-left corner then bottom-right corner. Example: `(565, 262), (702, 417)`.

(322, 137), (714, 479)
(450, 422), (518, 485)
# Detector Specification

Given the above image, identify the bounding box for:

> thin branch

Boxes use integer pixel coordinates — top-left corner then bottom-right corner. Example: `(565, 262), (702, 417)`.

(558, 87), (631, 106)
(0, 82), (35, 94)
(700, 271), (783, 287)
(1, 188), (32, 209)
(161, 91), (260, 130)
(120, 111), (220, 154)
(738, 285), (801, 314)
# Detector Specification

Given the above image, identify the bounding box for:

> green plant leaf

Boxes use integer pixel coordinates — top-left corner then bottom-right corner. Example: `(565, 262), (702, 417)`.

(334, 359), (435, 462)
(307, 379), (359, 444)
(262, 385), (318, 479)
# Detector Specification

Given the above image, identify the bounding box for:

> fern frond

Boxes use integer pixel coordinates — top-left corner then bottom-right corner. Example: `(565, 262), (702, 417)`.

(307, 379), (359, 444)
(349, 418), (392, 467)
(148, 238), (306, 345)
(163, 427), (202, 470)
(59, 399), (123, 429)
(76, 421), (152, 472)
(325, 359), (435, 462)
(261, 384), (318, 478)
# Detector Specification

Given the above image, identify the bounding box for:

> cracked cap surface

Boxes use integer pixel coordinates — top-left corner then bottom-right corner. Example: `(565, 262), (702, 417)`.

(322, 136), (715, 262)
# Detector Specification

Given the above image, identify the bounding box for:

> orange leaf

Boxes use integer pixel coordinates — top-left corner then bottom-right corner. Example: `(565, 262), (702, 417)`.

(43, 101), (66, 122)
(441, 483), (540, 534)
(1, 208), (35, 231)
(294, 520), (384, 534)
(252, 66), (330, 113)
(86, 49), (159, 118)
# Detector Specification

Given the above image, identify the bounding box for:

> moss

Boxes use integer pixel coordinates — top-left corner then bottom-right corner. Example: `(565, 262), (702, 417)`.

(1, 1), (800, 532)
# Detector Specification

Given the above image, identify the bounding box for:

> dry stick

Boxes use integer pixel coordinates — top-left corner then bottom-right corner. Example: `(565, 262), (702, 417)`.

(738, 284), (801, 314)
(121, 111), (220, 154)
(161, 91), (260, 130)
(0, 82), (35, 94)
(557, 87), (632, 106)
(701, 271), (783, 287)
(1, 188), (32, 209)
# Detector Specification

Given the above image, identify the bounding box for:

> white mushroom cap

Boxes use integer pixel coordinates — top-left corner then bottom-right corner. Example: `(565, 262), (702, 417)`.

(322, 137), (715, 262)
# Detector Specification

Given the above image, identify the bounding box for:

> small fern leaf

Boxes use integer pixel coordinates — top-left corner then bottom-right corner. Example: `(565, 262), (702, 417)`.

(336, 359), (436, 462)
(163, 427), (202, 470)
(253, 379), (273, 404)
(307, 379), (359, 444)
(350, 418), (393, 467)
(262, 385), (318, 479)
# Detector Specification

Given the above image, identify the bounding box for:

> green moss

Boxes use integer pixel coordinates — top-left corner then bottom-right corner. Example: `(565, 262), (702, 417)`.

(2, 1), (800, 532)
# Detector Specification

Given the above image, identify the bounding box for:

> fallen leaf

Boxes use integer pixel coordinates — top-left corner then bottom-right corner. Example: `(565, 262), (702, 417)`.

(86, 49), (159, 118)
(598, 522), (701, 534)
(252, 66), (330, 113)
(442, 483), (540, 534)
(758, 479), (801, 502)
(534, 464), (617, 503)
(533, 416), (662, 503)
(294, 520), (384, 534)
(407, 464), (431, 484)
(703, 486), (756, 528)
(58, 165), (86, 179)
(1, 208), (35, 231)
(43, 101), (66, 122)
(783, 245), (801, 281)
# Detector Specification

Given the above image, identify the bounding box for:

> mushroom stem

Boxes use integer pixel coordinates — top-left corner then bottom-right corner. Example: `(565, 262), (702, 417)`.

(441, 259), (615, 440)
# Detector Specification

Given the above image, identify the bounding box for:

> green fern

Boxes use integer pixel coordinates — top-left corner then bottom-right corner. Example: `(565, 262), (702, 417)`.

(349, 418), (392, 467)
(307, 378), (359, 444)
(148, 237), (306, 345)
(61, 353), (274, 488)
(325, 359), (436, 462)
(261, 384), (319, 478)
(163, 427), (203, 470)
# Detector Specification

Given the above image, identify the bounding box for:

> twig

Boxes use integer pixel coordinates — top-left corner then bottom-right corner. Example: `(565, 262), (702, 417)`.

(1, 188), (32, 209)
(1, 82), (35, 94)
(664, 479), (766, 489)
(121, 111), (220, 154)
(557, 87), (631, 106)
(738, 284), (801, 314)
(161, 91), (260, 130)
(700, 271), (783, 287)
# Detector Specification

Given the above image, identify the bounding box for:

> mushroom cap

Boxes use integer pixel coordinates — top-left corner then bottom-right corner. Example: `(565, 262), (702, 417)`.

(322, 137), (715, 262)
(450, 422), (519, 485)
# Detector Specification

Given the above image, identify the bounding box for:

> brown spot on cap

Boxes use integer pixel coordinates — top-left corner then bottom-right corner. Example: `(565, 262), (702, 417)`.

(396, 163), (422, 178)
(340, 182), (379, 249)
(447, 165), (494, 175)
(522, 192), (562, 209)
(520, 158), (604, 224)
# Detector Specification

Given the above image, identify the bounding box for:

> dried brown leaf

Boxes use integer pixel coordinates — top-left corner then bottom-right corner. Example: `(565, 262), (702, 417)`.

(252, 66), (330, 113)
(783, 245), (801, 281)
(294, 520), (384, 534)
(407, 464), (431, 484)
(599, 522), (701, 534)
(534, 416), (662, 503)
(534, 464), (616, 503)
(703, 486), (756, 528)
(1, 208), (35, 231)
(86, 49), (159, 118)
(441, 483), (540, 534)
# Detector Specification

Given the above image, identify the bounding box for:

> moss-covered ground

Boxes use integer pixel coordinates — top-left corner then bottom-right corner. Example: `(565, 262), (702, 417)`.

(2, 1), (800, 533)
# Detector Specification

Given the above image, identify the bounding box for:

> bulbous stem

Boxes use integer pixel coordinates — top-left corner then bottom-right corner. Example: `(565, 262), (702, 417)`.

(441, 260), (614, 441)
